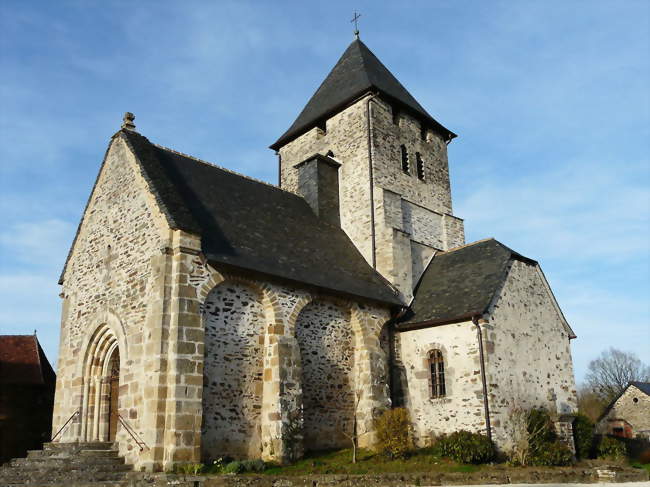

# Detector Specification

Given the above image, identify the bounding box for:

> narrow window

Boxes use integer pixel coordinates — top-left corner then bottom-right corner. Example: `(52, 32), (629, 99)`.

(316, 119), (326, 133)
(429, 350), (446, 398)
(392, 105), (400, 125)
(400, 145), (409, 173)
(416, 152), (425, 180)
(420, 123), (427, 141)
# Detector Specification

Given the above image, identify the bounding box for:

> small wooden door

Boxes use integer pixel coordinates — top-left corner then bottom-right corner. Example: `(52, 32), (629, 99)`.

(108, 350), (120, 441)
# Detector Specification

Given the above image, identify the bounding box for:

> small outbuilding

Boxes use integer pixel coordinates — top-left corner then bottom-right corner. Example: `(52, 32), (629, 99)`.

(596, 382), (650, 440)
(0, 334), (56, 464)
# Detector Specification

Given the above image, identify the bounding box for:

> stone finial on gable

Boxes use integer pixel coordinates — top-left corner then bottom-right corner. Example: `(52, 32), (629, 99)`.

(121, 112), (136, 131)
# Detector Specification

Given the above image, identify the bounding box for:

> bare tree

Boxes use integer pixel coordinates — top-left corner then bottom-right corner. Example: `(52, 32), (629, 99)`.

(584, 348), (650, 402)
(342, 386), (366, 464)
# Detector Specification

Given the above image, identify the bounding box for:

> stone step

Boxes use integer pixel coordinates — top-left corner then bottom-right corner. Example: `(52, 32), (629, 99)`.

(44, 441), (113, 451)
(80, 449), (121, 458)
(11, 456), (126, 468)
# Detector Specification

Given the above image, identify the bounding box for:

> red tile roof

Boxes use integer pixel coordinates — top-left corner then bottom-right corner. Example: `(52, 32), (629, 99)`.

(0, 335), (55, 385)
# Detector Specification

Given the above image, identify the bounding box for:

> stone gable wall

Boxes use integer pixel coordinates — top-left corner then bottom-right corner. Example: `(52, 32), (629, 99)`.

(53, 135), (172, 470)
(597, 386), (650, 438)
(484, 259), (578, 452)
(397, 322), (488, 446)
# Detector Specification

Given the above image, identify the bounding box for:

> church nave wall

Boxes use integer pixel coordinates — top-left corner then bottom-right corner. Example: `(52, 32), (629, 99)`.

(295, 300), (354, 451)
(201, 282), (266, 460)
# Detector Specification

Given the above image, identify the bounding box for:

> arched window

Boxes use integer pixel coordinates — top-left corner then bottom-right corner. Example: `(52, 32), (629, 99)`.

(400, 145), (409, 173)
(416, 152), (425, 180)
(429, 349), (446, 398)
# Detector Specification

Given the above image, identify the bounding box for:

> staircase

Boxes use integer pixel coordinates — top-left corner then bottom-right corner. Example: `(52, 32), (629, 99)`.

(0, 442), (135, 487)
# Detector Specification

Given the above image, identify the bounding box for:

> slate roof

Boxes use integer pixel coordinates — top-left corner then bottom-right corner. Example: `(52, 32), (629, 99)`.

(270, 39), (455, 150)
(0, 335), (56, 385)
(398, 239), (538, 328)
(60, 129), (402, 306)
(630, 382), (650, 396)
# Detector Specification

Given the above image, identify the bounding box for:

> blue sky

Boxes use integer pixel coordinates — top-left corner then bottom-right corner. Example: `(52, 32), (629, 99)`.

(1, 1), (648, 382)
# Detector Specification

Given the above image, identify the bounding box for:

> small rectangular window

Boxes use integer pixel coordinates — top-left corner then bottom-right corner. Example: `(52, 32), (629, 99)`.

(416, 152), (425, 180)
(392, 105), (400, 125)
(420, 124), (428, 141)
(400, 145), (409, 173)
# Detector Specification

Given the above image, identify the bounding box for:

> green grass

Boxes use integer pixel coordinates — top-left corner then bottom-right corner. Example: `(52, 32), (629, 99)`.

(631, 462), (650, 474)
(259, 447), (482, 476)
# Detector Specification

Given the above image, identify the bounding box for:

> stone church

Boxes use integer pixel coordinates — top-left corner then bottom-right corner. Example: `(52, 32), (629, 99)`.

(51, 38), (578, 471)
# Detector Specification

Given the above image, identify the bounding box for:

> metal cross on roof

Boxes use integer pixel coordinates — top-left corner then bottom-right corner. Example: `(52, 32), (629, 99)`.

(351, 11), (361, 38)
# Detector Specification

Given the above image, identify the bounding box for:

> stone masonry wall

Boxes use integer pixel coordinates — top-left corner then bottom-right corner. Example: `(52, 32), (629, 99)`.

(596, 385), (650, 438)
(397, 322), (488, 446)
(483, 259), (578, 452)
(202, 283), (266, 460)
(53, 134), (171, 470)
(195, 271), (391, 464)
(295, 301), (354, 451)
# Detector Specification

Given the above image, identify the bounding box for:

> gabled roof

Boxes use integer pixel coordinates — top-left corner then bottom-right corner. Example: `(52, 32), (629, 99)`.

(0, 335), (56, 385)
(398, 239), (538, 328)
(598, 381), (650, 422)
(270, 39), (455, 150)
(630, 381), (650, 396)
(61, 129), (402, 307)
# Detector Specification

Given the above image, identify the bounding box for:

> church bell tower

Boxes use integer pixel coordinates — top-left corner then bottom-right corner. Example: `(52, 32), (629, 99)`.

(271, 38), (465, 300)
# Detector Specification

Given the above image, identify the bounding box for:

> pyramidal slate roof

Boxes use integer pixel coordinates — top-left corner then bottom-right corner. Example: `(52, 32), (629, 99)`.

(398, 239), (538, 328)
(270, 39), (455, 150)
(61, 129), (402, 306)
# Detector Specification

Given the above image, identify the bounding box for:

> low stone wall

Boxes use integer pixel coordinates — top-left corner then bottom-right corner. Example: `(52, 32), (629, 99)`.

(136, 466), (649, 487)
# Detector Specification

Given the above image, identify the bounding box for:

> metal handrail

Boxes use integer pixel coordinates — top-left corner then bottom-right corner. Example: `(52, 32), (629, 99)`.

(51, 409), (80, 441)
(117, 414), (148, 451)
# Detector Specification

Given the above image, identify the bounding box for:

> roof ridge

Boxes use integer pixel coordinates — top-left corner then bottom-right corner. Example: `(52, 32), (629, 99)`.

(440, 238), (496, 255)
(153, 144), (299, 196)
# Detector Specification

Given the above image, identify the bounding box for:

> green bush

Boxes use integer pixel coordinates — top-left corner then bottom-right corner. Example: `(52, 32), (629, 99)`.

(241, 459), (266, 472)
(597, 436), (627, 460)
(529, 441), (574, 466)
(432, 431), (495, 464)
(572, 414), (594, 459)
(222, 461), (245, 474)
(374, 407), (413, 459)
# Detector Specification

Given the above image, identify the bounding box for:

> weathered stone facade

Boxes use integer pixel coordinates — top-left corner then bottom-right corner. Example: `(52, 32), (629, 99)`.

(596, 384), (650, 439)
(397, 259), (578, 453)
(278, 96), (464, 300)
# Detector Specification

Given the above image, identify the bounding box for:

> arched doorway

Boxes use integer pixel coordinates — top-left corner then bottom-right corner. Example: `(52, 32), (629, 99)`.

(80, 324), (122, 442)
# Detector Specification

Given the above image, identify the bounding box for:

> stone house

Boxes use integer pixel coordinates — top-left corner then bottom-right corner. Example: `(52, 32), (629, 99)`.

(0, 334), (56, 464)
(596, 382), (650, 439)
(50, 38), (578, 471)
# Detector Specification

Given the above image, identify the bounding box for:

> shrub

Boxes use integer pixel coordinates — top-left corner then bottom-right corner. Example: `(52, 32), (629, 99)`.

(174, 463), (204, 474)
(597, 436), (627, 460)
(241, 459), (266, 472)
(432, 431), (495, 464)
(222, 461), (245, 474)
(374, 407), (413, 459)
(528, 441), (574, 466)
(572, 414), (594, 459)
